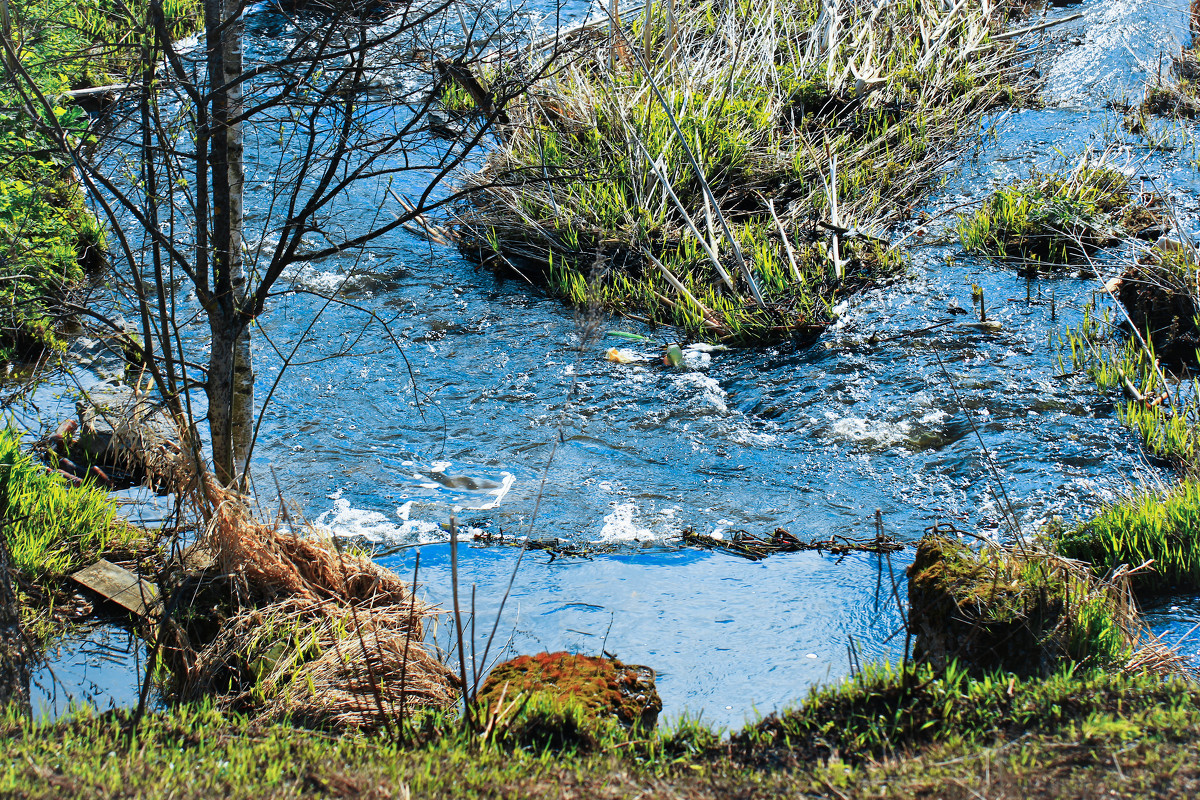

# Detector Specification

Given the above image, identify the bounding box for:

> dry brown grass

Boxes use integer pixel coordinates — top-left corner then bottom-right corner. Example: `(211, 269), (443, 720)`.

(167, 477), (458, 729)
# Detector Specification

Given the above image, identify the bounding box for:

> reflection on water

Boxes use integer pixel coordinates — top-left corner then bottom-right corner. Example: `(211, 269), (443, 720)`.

(31, 624), (148, 720)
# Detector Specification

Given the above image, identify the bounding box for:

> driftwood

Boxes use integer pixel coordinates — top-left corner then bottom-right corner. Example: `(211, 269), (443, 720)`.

(681, 527), (904, 561)
(61, 83), (136, 100)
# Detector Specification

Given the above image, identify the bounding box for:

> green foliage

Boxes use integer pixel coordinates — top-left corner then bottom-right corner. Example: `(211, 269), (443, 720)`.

(957, 163), (1138, 268)
(1055, 480), (1200, 594)
(735, 662), (1196, 764)
(0, 426), (129, 581)
(0, 0), (201, 362)
(483, 692), (623, 754)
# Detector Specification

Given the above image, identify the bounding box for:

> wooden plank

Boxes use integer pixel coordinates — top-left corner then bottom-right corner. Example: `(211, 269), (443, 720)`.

(71, 559), (159, 618)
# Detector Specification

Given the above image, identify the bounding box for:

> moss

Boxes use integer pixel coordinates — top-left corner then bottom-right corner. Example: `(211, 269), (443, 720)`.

(906, 536), (1130, 675)
(477, 651), (661, 732)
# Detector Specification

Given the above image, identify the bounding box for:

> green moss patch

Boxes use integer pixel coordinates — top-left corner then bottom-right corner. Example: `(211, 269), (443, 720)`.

(906, 536), (1132, 675)
(477, 651), (661, 735)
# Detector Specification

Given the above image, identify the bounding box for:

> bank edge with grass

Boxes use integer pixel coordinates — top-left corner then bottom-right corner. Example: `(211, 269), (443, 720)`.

(0, 0), (201, 363)
(5, 664), (1200, 798)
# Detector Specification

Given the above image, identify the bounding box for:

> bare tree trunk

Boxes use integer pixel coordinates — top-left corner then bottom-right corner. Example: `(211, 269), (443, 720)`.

(208, 316), (253, 484)
(204, 0), (252, 486)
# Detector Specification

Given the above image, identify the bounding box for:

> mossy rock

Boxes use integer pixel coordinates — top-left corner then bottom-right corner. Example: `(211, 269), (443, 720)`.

(477, 652), (661, 731)
(907, 536), (1128, 676)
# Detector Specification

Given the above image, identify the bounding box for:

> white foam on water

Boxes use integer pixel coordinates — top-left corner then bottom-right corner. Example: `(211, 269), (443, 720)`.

(919, 409), (949, 425)
(597, 501), (682, 543)
(676, 373), (729, 413)
(314, 493), (442, 544)
(828, 415), (912, 447)
(599, 501), (652, 542)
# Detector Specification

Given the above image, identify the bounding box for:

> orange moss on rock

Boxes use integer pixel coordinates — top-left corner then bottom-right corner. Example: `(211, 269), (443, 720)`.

(477, 651), (661, 730)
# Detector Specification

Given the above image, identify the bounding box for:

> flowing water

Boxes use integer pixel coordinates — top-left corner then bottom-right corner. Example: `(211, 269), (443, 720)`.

(24, 0), (1200, 726)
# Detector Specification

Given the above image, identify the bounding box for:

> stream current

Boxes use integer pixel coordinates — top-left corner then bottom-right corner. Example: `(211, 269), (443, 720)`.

(24, 0), (1200, 726)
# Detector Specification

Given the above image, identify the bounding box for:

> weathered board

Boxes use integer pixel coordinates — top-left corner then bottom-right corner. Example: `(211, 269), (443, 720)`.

(71, 559), (159, 618)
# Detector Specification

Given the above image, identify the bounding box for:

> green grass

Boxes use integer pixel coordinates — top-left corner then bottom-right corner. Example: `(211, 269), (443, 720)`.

(0, 0), (201, 363)
(956, 162), (1145, 269)
(3, 666), (1200, 798)
(735, 662), (1193, 764)
(0, 426), (134, 582)
(1054, 480), (1200, 594)
(1060, 255), (1200, 471)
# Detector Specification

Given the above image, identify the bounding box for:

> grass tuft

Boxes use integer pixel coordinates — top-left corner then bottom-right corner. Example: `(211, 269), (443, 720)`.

(956, 157), (1160, 270)
(1054, 480), (1200, 595)
(0, 425), (133, 583)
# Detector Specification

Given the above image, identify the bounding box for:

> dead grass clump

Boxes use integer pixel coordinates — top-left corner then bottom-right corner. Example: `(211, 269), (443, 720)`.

(1140, 44), (1200, 119)
(167, 480), (457, 729)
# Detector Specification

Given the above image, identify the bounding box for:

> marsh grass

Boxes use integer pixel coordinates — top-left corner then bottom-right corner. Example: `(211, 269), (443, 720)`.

(1140, 45), (1200, 120)
(956, 157), (1160, 270)
(0, 426), (134, 583)
(458, 0), (1036, 344)
(1055, 480), (1200, 595)
(164, 478), (457, 730)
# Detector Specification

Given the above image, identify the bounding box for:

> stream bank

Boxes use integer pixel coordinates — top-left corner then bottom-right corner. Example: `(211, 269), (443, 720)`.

(5, 664), (1200, 798)
(6, 0), (1200, 733)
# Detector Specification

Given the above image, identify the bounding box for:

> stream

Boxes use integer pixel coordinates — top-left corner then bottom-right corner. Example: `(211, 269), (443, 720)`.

(23, 0), (1200, 728)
